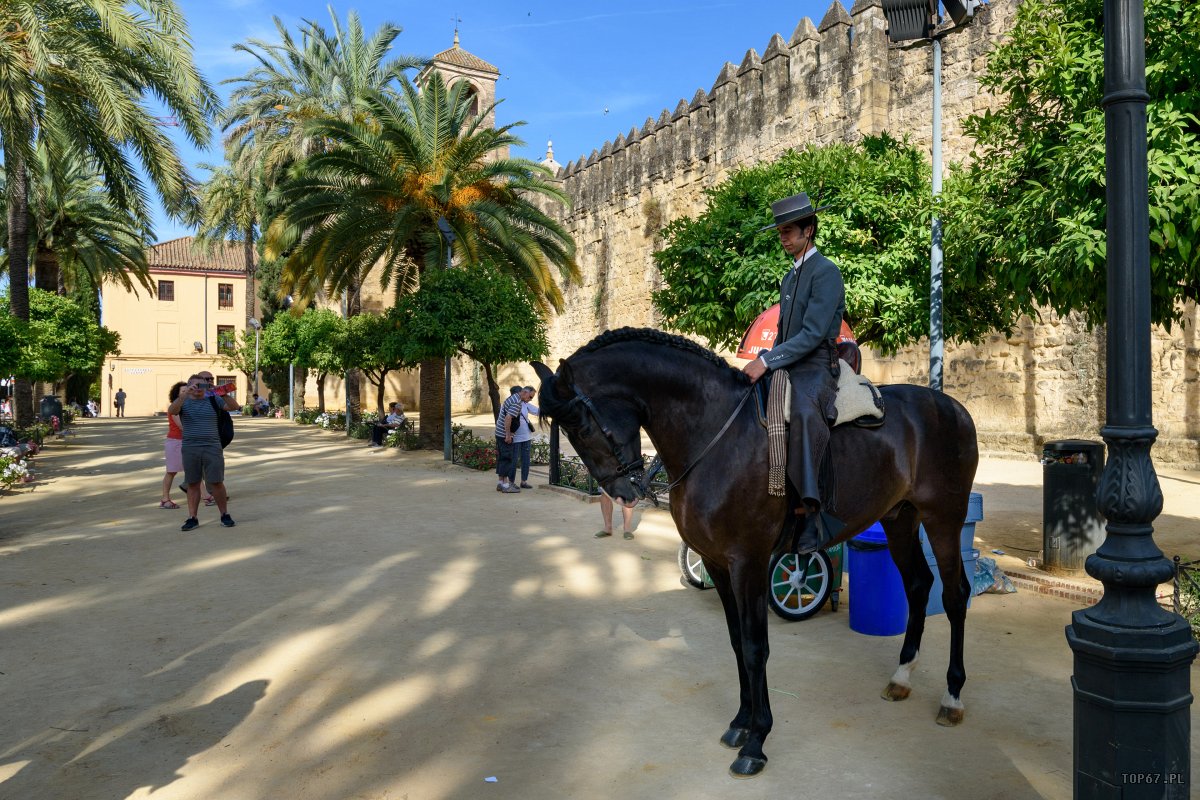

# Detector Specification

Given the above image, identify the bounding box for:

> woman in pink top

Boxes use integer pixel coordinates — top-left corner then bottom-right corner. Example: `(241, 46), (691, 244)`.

(160, 381), (186, 508)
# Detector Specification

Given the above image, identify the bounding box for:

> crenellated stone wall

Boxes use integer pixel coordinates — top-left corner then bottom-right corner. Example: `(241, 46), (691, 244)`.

(496, 0), (1195, 467)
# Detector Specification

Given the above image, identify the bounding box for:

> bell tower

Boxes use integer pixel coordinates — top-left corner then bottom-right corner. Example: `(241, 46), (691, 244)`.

(417, 31), (504, 157)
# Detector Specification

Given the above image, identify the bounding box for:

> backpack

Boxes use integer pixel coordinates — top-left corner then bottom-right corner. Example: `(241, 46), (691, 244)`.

(209, 396), (235, 448)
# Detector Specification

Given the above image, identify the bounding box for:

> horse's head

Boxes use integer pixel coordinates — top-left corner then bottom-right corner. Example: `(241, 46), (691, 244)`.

(532, 359), (644, 506)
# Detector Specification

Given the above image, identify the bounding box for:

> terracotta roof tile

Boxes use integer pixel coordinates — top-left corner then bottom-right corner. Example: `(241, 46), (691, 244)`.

(431, 44), (499, 75)
(147, 236), (253, 274)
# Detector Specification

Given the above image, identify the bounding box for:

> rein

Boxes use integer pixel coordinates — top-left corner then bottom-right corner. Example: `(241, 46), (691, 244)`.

(572, 384), (754, 508)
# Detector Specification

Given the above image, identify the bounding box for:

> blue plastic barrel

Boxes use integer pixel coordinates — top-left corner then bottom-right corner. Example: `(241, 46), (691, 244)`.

(847, 522), (908, 636)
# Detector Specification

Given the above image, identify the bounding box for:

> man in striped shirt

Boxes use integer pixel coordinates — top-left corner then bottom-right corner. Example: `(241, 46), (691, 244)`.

(495, 386), (527, 493)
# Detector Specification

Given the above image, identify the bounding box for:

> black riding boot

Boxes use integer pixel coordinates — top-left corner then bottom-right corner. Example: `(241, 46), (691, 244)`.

(793, 507), (845, 555)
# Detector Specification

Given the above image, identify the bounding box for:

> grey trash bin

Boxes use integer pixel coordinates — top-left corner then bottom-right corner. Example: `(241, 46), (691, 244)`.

(40, 395), (64, 423)
(1042, 439), (1106, 571)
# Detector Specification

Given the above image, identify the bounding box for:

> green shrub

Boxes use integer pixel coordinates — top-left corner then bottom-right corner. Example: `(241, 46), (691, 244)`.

(452, 426), (498, 470)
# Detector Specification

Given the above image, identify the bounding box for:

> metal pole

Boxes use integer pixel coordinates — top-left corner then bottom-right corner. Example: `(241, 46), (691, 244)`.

(1066, 0), (1196, 794)
(342, 289), (351, 436)
(548, 421), (561, 486)
(253, 328), (260, 397)
(929, 34), (944, 393)
(288, 362), (295, 419)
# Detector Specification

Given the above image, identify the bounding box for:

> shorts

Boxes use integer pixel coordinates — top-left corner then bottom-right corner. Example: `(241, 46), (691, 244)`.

(164, 437), (183, 473)
(182, 443), (225, 485)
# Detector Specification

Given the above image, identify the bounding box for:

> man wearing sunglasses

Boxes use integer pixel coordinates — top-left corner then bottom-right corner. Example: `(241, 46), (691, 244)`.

(167, 374), (239, 531)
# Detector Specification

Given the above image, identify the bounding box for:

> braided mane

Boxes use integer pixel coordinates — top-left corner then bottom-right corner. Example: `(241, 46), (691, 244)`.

(570, 327), (740, 376)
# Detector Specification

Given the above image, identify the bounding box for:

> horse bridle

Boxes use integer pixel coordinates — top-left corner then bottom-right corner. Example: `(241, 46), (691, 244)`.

(569, 384), (754, 508)
(571, 387), (647, 487)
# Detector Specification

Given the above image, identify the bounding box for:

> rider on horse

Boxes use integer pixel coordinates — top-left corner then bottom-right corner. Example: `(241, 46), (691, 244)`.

(742, 192), (846, 554)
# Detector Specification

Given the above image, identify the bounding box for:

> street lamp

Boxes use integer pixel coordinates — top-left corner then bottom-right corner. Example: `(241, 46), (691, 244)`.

(881, 0), (979, 392)
(1064, 0), (1197, 792)
(248, 317), (262, 397)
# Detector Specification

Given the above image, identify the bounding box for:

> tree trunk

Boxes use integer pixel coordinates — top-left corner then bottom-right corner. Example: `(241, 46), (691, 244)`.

(33, 247), (62, 294)
(419, 358), (445, 449)
(293, 366), (307, 411)
(7, 155), (34, 426)
(316, 371), (327, 413)
(243, 227), (256, 327)
(344, 280), (361, 424)
(482, 362), (501, 421)
(374, 370), (389, 416)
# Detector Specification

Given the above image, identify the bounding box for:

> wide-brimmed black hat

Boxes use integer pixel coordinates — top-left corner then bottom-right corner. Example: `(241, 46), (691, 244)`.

(760, 191), (831, 231)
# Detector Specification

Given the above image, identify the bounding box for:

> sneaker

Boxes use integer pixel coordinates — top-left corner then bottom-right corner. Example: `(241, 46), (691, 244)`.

(181, 517), (199, 532)
(496, 483), (505, 492)
(220, 513), (236, 528)
(520, 482), (533, 489)
(500, 484), (521, 493)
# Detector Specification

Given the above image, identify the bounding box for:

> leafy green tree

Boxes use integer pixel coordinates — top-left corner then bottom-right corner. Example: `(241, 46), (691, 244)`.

(0, 0), (218, 423)
(0, 311), (27, 378)
(344, 313), (416, 415)
(394, 265), (550, 419)
(18, 288), (119, 389)
(220, 330), (261, 391)
(296, 308), (347, 413)
(266, 71), (578, 446)
(254, 256), (304, 405)
(652, 135), (1011, 353)
(942, 0), (1200, 327)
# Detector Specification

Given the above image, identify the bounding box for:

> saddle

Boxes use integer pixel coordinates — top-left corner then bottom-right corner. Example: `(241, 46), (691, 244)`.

(762, 353), (885, 498)
(753, 360), (885, 429)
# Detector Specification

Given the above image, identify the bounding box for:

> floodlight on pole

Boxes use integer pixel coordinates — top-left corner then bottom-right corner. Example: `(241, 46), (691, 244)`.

(879, 0), (980, 391)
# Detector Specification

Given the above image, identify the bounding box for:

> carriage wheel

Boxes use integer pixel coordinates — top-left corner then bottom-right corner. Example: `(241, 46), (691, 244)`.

(678, 543), (708, 589)
(768, 550), (833, 621)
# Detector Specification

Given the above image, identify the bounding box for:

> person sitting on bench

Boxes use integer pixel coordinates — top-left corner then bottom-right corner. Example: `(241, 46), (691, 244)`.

(368, 402), (407, 447)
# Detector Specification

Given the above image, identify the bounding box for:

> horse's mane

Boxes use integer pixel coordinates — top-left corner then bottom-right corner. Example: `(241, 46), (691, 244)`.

(569, 327), (744, 378)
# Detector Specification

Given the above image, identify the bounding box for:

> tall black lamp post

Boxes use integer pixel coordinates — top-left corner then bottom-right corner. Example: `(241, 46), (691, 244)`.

(1065, 0), (1197, 795)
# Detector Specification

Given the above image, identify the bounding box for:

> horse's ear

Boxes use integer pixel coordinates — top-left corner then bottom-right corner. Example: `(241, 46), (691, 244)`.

(531, 361), (554, 383)
(554, 359), (575, 400)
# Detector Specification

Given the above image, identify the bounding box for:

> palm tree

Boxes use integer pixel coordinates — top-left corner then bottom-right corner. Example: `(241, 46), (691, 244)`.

(221, 8), (423, 422)
(265, 72), (579, 448)
(193, 159), (262, 331)
(0, 0), (218, 423)
(2, 143), (151, 296)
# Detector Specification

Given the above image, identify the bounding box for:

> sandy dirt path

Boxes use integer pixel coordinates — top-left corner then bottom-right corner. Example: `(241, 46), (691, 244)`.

(0, 418), (1196, 799)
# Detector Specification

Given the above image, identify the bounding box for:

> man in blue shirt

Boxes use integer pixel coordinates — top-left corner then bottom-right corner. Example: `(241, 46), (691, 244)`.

(167, 374), (239, 531)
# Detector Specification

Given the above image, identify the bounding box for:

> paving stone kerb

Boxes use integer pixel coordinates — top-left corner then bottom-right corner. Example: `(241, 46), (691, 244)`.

(1, 418), (1197, 799)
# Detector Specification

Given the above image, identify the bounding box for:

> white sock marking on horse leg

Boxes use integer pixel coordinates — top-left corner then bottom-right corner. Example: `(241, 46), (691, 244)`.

(940, 690), (964, 710)
(889, 651), (919, 688)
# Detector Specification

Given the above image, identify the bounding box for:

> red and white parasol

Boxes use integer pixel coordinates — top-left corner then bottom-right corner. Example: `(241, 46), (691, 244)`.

(735, 303), (856, 360)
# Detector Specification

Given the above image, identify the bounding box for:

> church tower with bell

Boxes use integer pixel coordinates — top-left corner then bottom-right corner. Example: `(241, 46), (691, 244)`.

(416, 30), (506, 160)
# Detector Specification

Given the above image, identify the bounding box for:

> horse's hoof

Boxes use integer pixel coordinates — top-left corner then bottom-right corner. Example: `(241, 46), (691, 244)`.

(936, 706), (965, 727)
(881, 682), (911, 701)
(729, 755), (768, 778)
(719, 726), (749, 749)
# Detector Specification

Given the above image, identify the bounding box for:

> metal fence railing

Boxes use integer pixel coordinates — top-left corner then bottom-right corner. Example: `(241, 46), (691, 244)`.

(1172, 557), (1200, 639)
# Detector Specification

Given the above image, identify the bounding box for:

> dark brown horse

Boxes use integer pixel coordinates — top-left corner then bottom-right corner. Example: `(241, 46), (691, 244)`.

(533, 328), (979, 778)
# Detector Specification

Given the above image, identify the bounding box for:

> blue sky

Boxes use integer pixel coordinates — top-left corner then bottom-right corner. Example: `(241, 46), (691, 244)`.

(154, 0), (835, 241)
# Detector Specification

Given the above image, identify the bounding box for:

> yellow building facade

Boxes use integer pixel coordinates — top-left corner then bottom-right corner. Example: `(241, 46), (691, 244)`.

(101, 237), (251, 417)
